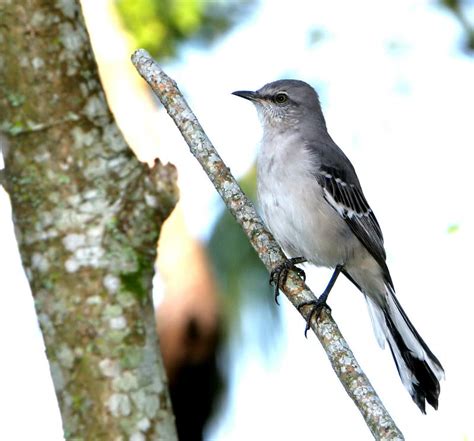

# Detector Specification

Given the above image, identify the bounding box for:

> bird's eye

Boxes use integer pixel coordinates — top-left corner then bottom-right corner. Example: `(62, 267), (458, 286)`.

(274, 92), (288, 104)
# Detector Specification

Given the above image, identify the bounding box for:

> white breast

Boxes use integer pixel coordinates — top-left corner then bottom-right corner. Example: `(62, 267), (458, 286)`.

(257, 130), (358, 268)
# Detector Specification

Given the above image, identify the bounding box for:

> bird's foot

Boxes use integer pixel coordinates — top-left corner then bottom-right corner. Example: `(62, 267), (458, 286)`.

(297, 297), (332, 337)
(270, 257), (306, 304)
(297, 264), (343, 336)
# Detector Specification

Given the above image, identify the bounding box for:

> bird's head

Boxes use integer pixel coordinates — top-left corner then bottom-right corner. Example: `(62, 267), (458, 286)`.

(232, 79), (325, 130)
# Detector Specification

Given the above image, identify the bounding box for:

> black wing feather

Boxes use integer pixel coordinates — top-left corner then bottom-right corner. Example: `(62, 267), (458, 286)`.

(317, 164), (393, 287)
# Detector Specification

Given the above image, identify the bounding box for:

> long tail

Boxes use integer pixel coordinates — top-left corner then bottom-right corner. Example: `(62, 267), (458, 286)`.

(366, 284), (444, 413)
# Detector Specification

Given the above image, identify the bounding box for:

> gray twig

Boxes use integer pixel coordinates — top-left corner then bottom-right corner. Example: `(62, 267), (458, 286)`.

(131, 48), (404, 441)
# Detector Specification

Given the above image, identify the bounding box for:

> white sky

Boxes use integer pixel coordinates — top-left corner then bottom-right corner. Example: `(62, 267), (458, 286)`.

(1, 0), (474, 439)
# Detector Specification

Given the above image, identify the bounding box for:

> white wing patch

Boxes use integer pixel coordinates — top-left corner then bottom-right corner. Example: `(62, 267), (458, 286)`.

(322, 186), (372, 220)
(320, 171), (373, 219)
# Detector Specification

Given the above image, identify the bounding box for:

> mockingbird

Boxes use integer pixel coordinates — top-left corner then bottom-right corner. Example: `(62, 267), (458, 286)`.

(233, 80), (444, 413)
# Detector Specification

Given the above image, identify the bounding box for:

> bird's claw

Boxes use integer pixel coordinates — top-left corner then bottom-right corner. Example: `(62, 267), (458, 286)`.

(298, 299), (332, 337)
(269, 257), (306, 304)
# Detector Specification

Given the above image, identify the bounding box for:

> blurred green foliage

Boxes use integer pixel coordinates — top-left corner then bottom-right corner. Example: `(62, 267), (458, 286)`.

(447, 224), (460, 234)
(115, 0), (255, 60)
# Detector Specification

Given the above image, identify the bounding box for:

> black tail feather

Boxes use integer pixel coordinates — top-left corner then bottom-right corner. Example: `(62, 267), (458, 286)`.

(384, 310), (441, 413)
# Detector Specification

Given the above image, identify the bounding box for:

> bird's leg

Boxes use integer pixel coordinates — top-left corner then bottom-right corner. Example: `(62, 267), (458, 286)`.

(298, 264), (343, 337)
(270, 257), (307, 304)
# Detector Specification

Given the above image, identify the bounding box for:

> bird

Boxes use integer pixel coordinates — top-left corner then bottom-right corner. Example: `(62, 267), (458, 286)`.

(232, 79), (444, 413)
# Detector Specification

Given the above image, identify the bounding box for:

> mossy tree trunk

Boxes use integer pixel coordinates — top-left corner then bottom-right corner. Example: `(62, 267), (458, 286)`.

(0, 1), (178, 439)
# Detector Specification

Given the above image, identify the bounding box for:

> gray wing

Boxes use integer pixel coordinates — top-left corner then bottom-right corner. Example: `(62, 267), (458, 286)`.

(313, 151), (393, 287)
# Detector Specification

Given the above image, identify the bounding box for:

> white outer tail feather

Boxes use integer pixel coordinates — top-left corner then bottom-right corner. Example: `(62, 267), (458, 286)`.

(365, 296), (385, 349)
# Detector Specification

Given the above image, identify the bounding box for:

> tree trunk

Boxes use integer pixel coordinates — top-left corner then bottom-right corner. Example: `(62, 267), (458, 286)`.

(0, 1), (178, 439)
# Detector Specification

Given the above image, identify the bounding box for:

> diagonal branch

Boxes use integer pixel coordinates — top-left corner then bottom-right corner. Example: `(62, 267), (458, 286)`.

(131, 49), (404, 441)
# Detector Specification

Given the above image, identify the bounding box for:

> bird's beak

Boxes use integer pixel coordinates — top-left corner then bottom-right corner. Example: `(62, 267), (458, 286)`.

(232, 90), (259, 101)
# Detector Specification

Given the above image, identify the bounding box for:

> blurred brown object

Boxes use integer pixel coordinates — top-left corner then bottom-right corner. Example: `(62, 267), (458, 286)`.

(157, 205), (222, 441)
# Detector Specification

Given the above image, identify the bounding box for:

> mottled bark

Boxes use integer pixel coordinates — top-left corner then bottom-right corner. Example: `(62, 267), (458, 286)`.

(0, 2), (178, 440)
(132, 49), (405, 441)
